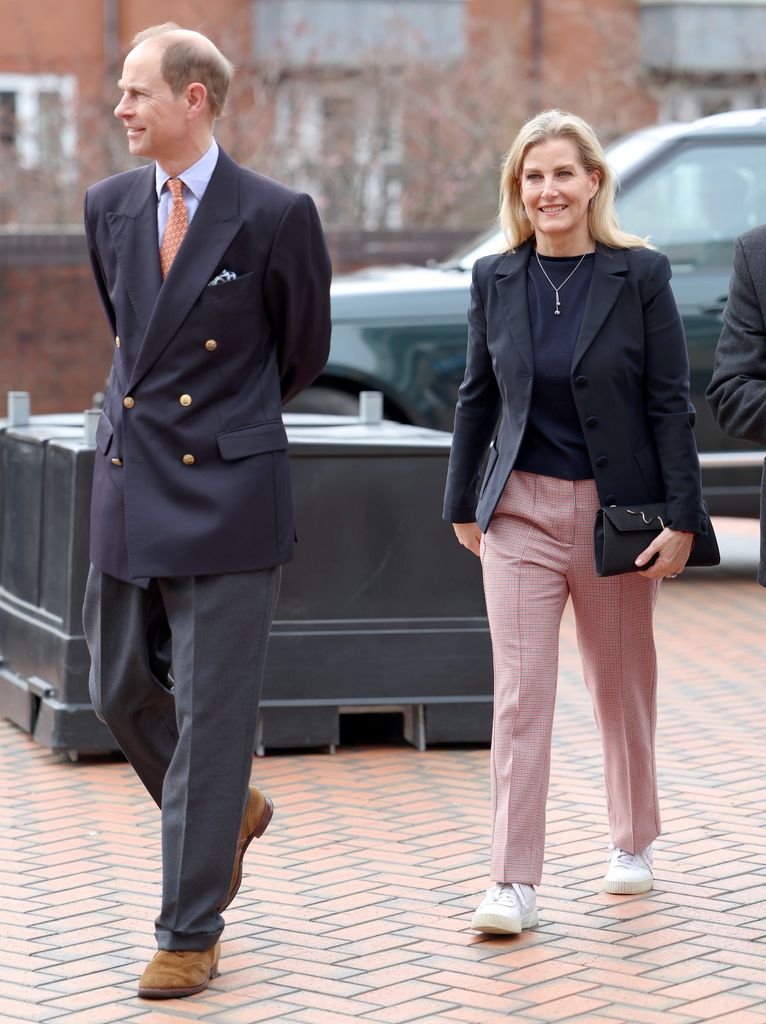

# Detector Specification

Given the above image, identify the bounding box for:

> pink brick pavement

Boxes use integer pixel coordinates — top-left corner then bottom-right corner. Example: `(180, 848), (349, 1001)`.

(1, 520), (766, 1022)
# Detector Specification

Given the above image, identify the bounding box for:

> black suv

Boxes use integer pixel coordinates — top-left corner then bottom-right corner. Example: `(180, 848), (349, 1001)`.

(305, 110), (766, 516)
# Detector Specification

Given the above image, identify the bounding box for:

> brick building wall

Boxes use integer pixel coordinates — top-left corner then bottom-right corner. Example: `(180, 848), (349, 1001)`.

(539, 0), (656, 137)
(468, 0), (656, 134)
(0, 0), (658, 413)
(0, 0), (244, 223)
(0, 235), (111, 414)
(0, 0), (657, 220)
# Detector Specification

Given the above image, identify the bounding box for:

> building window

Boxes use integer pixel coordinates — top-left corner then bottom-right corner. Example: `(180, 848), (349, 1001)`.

(38, 91), (65, 164)
(0, 73), (76, 170)
(321, 94), (356, 155)
(253, 0), (467, 67)
(0, 92), (16, 147)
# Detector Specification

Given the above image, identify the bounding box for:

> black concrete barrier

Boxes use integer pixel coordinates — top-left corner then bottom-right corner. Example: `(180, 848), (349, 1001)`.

(0, 415), (103, 752)
(0, 413), (492, 756)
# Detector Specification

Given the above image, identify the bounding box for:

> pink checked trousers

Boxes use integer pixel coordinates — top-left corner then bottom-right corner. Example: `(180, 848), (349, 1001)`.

(481, 471), (662, 885)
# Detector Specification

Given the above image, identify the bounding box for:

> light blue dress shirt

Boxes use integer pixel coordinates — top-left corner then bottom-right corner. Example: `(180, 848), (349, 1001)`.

(155, 139), (219, 245)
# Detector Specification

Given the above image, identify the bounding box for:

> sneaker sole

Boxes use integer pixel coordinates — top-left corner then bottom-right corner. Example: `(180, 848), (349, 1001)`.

(603, 877), (653, 895)
(471, 909), (538, 934)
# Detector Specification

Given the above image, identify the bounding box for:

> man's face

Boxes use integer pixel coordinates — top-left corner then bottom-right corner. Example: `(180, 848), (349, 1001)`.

(114, 41), (190, 165)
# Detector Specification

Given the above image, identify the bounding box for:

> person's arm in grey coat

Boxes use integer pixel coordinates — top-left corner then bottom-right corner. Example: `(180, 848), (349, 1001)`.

(707, 234), (766, 443)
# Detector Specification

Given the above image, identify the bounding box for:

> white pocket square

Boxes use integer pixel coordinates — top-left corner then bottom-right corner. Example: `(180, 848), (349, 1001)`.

(207, 269), (237, 287)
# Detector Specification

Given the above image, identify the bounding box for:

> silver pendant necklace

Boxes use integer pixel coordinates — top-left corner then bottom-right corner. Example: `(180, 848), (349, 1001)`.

(535, 250), (588, 315)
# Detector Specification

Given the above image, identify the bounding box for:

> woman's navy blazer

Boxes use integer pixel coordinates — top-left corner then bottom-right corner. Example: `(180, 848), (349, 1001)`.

(443, 239), (706, 535)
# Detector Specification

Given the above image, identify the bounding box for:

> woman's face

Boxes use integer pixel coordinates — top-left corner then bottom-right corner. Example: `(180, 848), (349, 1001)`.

(519, 137), (601, 253)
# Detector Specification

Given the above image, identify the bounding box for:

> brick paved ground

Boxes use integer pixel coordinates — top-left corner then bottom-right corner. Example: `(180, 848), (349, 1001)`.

(2, 521), (766, 1024)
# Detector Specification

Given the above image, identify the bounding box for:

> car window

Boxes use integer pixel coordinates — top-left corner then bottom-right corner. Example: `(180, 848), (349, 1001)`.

(616, 142), (766, 272)
(605, 124), (682, 177)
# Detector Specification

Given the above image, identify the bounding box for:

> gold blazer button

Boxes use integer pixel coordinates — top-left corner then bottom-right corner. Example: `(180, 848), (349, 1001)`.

(123, 396), (135, 409)
(179, 394), (192, 407)
(204, 339), (218, 352)
(182, 453), (196, 466)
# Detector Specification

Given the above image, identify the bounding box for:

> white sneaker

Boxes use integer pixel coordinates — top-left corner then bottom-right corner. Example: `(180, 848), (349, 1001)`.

(471, 882), (538, 934)
(603, 843), (654, 894)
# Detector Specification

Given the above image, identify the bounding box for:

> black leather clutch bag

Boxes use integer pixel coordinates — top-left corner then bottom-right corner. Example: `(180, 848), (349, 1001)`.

(594, 503), (720, 577)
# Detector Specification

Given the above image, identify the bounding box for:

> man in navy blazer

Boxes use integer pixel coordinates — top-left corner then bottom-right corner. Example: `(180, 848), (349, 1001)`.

(82, 23), (331, 998)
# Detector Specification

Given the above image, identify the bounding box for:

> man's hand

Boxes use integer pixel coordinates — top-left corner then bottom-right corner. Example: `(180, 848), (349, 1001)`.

(635, 527), (694, 579)
(453, 522), (482, 557)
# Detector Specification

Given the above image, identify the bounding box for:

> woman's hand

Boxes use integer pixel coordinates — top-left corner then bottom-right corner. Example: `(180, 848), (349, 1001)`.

(635, 527), (694, 579)
(453, 521), (483, 557)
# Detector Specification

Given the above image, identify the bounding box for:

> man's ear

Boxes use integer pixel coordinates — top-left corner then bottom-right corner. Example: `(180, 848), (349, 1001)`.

(186, 82), (207, 118)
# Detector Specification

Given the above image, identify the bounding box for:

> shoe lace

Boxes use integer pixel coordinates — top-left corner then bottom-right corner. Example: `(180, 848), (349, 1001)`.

(608, 843), (653, 870)
(487, 882), (531, 908)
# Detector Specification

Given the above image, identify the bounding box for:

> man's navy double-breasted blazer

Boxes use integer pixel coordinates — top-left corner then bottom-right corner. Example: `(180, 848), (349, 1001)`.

(443, 239), (706, 535)
(84, 147), (332, 585)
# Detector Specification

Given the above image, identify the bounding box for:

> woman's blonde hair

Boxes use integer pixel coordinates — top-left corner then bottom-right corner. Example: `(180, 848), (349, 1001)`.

(499, 109), (649, 252)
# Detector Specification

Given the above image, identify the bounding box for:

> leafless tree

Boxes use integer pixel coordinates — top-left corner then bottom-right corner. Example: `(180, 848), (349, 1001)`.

(0, 3), (670, 233)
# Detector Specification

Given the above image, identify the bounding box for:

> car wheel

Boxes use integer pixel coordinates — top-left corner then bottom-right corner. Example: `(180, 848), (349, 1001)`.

(285, 386), (361, 416)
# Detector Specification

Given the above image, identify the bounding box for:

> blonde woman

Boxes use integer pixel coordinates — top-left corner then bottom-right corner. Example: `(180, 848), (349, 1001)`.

(443, 110), (706, 934)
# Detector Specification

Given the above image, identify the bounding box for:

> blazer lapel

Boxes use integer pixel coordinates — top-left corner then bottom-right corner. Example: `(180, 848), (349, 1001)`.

(494, 240), (534, 374)
(106, 165), (162, 360)
(572, 246), (628, 369)
(128, 148), (245, 391)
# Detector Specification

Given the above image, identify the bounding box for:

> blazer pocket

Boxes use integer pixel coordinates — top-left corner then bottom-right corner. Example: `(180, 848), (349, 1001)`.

(216, 419), (288, 460)
(95, 411), (113, 456)
(199, 271), (256, 303)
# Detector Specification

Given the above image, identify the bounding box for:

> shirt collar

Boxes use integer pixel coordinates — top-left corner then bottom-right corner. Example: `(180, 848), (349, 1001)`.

(155, 139), (219, 201)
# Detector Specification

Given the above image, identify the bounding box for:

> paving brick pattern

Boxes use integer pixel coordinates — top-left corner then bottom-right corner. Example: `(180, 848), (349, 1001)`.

(2, 533), (766, 1022)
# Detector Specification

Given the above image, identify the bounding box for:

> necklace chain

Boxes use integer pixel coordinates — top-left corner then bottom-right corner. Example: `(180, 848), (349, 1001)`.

(535, 250), (588, 316)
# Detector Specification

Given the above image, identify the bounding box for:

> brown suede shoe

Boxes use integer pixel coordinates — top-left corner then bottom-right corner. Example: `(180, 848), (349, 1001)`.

(220, 785), (274, 911)
(138, 940), (221, 999)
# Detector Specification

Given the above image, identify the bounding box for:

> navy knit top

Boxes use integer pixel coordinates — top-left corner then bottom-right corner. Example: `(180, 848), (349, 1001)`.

(514, 252), (595, 481)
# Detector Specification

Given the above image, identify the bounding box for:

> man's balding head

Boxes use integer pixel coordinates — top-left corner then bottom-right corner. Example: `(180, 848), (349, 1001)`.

(115, 23), (232, 173)
(130, 23), (234, 119)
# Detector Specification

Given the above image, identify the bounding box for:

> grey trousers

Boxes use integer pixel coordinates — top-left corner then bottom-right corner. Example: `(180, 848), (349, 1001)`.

(83, 564), (280, 950)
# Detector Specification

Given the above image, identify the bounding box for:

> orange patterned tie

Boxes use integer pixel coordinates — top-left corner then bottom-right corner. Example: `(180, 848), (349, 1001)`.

(159, 177), (188, 279)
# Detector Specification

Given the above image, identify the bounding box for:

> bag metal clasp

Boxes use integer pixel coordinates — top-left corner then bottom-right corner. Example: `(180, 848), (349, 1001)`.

(626, 508), (665, 530)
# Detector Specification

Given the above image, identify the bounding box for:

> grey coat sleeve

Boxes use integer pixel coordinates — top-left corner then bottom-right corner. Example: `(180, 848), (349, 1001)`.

(707, 235), (766, 444)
